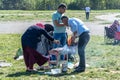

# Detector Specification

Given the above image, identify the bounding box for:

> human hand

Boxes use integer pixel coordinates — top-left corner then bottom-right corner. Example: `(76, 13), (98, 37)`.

(71, 36), (76, 42)
(53, 40), (60, 44)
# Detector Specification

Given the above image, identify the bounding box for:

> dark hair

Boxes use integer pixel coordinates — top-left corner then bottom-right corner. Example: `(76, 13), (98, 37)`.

(61, 16), (68, 20)
(44, 24), (54, 32)
(58, 3), (67, 9)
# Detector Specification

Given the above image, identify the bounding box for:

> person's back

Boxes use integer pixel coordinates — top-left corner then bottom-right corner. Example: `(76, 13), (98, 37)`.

(68, 18), (89, 36)
(22, 26), (44, 49)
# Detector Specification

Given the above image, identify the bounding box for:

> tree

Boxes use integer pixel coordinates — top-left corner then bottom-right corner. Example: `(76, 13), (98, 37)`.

(1, 0), (24, 10)
(0, 0), (120, 10)
(90, 0), (106, 10)
(0, 0), (3, 9)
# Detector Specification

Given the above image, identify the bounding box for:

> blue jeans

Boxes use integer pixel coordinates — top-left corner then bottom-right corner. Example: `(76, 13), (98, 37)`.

(53, 33), (67, 48)
(78, 32), (90, 70)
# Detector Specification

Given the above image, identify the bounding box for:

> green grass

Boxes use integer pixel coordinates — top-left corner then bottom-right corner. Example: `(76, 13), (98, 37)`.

(0, 34), (120, 80)
(0, 10), (120, 22)
(99, 21), (112, 25)
(0, 10), (120, 79)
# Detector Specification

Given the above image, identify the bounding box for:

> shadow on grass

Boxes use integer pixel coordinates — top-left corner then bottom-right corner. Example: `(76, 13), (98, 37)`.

(48, 71), (83, 77)
(6, 70), (83, 77)
(0, 72), (4, 75)
(104, 43), (114, 45)
(101, 42), (114, 45)
(102, 42), (120, 46)
(6, 71), (45, 77)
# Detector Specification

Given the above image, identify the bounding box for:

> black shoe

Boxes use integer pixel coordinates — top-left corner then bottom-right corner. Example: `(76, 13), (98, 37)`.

(73, 68), (85, 73)
(26, 69), (38, 73)
(74, 66), (79, 69)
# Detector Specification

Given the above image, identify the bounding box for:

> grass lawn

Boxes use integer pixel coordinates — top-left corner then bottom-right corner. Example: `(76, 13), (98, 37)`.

(0, 10), (120, 22)
(0, 10), (120, 80)
(0, 34), (120, 80)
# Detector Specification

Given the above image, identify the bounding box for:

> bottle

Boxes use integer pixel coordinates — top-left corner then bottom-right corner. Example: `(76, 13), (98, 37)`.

(62, 62), (68, 72)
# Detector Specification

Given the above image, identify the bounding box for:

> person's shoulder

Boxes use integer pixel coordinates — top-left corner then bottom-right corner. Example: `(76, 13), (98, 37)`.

(52, 11), (58, 15)
(68, 18), (75, 24)
(87, 6), (90, 8)
(52, 11), (59, 17)
(69, 18), (78, 21)
(31, 25), (44, 30)
(69, 18), (73, 21)
(68, 18), (72, 22)
(88, 7), (90, 9)
(28, 25), (36, 29)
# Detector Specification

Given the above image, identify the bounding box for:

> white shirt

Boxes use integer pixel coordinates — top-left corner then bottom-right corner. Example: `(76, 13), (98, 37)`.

(85, 7), (90, 12)
(68, 18), (89, 36)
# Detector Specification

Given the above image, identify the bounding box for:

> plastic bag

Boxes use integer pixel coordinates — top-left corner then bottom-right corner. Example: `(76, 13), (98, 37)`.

(14, 48), (23, 60)
(61, 45), (77, 55)
(0, 61), (12, 67)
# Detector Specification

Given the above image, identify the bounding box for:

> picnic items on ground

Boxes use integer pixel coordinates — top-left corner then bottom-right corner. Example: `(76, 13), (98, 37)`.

(14, 48), (23, 60)
(48, 44), (77, 72)
(0, 60), (12, 67)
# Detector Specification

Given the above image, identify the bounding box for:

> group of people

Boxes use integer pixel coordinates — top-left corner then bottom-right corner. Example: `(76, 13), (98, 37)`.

(21, 3), (90, 73)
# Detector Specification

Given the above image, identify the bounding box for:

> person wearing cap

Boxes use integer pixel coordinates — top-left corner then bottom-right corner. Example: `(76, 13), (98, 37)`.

(61, 16), (90, 73)
(52, 3), (67, 48)
(21, 23), (60, 72)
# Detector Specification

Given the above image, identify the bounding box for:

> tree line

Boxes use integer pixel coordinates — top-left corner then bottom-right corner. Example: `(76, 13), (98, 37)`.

(0, 0), (120, 10)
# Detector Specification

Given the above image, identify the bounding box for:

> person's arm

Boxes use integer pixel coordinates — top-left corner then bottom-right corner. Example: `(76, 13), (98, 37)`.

(52, 13), (65, 27)
(53, 20), (65, 27)
(69, 21), (78, 42)
(41, 29), (60, 44)
(71, 31), (77, 42)
(73, 31), (77, 36)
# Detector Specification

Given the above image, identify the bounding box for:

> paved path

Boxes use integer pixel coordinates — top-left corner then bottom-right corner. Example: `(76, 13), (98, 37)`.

(0, 13), (120, 36)
(95, 13), (120, 22)
(0, 20), (39, 34)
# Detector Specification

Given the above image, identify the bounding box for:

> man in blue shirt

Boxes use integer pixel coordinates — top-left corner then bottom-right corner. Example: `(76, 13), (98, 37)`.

(52, 3), (67, 48)
(61, 16), (90, 73)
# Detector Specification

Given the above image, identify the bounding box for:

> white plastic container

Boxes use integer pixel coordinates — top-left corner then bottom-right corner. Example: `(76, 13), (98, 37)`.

(51, 68), (61, 74)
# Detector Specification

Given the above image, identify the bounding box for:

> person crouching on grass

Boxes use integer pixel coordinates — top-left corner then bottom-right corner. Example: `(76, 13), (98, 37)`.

(21, 24), (60, 72)
(61, 16), (90, 73)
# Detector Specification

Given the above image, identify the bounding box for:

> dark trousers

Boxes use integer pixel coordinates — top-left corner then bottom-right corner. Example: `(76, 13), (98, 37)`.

(23, 46), (48, 69)
(86, 12), (89, 20)
(78, 32), (90, 70)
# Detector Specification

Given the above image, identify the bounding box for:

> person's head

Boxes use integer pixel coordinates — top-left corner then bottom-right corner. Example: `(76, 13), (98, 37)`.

(44, 24), (54, 32)
(57, 3), (67, 14)
(112, 20), (119, 27)
(61, 16), (69, 26)
(36, 22), (45, 28)
(114, 20), (119, 25)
